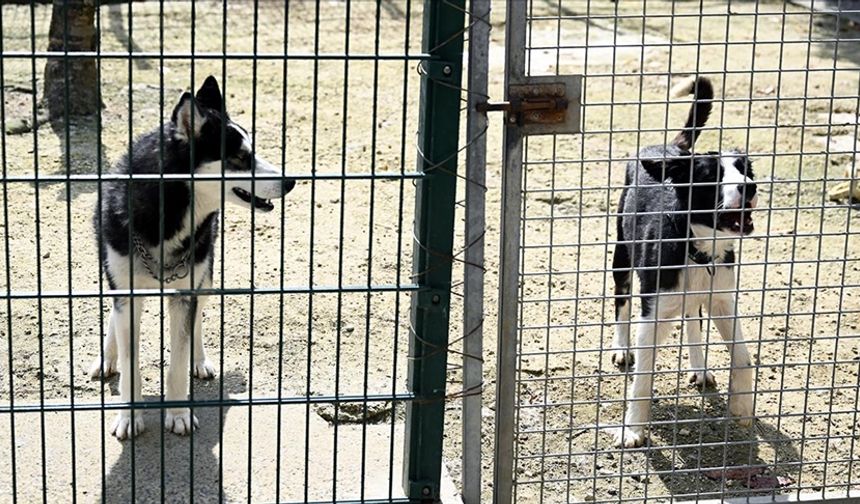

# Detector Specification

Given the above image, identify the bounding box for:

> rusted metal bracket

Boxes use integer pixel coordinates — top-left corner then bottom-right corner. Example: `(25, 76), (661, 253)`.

(478, 75), (581, 136)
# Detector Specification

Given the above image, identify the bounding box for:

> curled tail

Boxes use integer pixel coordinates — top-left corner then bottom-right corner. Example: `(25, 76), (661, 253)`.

(670, 76), (714, 150)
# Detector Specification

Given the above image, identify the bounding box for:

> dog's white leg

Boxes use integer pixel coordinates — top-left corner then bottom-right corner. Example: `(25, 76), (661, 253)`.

(615, 316), (670, 448)
(686, 305), (716, 388)
(110, 297), (145, 440)
(165, 296), (199, 436)
(711, 297), (754, 426)
(192, 283), (215, 379)
(611, 242), (634, 366)
(612, 295), (634, 367)
(89, 313), (118, 379)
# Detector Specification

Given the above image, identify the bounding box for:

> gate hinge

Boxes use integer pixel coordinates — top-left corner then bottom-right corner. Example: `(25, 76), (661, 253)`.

(477, 75), (581, 135)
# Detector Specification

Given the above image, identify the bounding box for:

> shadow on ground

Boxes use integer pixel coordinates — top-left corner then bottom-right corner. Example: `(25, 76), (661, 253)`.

(647, 397), (800, 499)
(99, 371), (247, 504)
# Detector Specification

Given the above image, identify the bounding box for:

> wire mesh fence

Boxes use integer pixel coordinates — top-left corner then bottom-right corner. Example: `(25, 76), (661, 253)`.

(0, 1), (469, 502)
(503, 0), (860, 502)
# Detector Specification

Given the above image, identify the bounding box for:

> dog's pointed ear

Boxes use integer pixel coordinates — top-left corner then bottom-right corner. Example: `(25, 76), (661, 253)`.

(195, 75), (223, 111)
(640, 156), (691, 184)
(171, 91), (206, 141)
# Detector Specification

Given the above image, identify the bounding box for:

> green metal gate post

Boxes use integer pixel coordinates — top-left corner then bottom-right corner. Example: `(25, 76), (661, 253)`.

(404, 0), (466, 502)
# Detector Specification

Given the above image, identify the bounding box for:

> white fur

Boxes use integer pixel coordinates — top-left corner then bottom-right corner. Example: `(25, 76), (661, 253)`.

(719, 156), (758, 210)
(670, 75), (699, 99)
(614, 251), (754, 448)
(91, 240), (215, 440)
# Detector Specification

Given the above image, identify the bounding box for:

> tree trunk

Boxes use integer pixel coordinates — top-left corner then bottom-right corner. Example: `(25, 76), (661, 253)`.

(43, 0), (100, 119)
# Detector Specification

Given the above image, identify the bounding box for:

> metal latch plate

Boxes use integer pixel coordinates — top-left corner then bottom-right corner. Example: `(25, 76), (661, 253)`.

(510, 75), (581, 136)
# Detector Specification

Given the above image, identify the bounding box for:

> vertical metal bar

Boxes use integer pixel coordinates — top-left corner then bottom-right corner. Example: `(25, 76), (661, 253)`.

(0, 5), (16, 503)
(247, 1), (260, 500)
(493, 0), (525, 502)
(333, 2), (352, 499)
(362, 1), (383, 500)
(218, 3), (228, 502)
(60, 3), (78, 500)
(390, 0), (413, 499)
(94, 2), (107, 500)
(303, 2), (321, 501)
(403, 0), (466, 501)
(26, 2), (47, 501)
(275, 2), (290, 501)
(462, 1), (490, 502)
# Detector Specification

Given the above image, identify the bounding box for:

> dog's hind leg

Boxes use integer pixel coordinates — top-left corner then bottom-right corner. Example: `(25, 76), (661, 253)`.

(711, 296), (754, 427)
(611, 221), (634, 367)
(88, 313), (118, 379)
(686, 305), (716, 388)
(165, 296), (200, 435)
(110, 297), (145, 440)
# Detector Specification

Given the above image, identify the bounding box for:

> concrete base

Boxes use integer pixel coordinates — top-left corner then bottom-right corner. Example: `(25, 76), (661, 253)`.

(0, 395), (461, 503)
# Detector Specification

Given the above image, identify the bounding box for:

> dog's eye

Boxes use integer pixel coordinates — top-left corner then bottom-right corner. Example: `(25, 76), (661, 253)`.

(228, 155), (252, 171)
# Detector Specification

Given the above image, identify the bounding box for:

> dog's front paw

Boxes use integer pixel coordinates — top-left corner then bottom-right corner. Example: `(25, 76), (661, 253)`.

(689, 370), (716, 388)
(614, 426), (647, 448)
(111, 411), (144, 440)
(611, 349), (634, 368)
(88, 355), (118, 380)
(193, 359), (216, 380)
(728, 394), (754, 427)
(165, 408), (199, 436)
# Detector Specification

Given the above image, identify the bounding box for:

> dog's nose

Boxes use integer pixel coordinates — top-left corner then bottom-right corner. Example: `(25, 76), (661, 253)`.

(282, 178), (296, 195)
(741, 183), (757, 207)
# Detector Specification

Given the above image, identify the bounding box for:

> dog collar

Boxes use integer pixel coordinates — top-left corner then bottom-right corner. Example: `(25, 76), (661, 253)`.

(132, 234), (192, 283)
(688, 240), (715, 276)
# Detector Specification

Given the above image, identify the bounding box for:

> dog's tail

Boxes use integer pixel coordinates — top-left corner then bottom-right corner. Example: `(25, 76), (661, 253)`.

(670, 76), (713, 150)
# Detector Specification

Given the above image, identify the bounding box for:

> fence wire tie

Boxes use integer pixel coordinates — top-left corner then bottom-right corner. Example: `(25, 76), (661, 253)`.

(407, 318), (483, 365)
(414, 126), (489, 190)
(410, 231), (484, 281)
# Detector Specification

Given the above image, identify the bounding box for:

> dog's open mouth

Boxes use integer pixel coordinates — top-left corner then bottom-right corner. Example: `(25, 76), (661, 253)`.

(232, 187), (274, 212)
(719, 209), (754, 235)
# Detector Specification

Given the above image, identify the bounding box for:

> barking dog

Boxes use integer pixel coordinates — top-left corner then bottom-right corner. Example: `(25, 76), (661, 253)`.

(91, 76), (295, 440)
(612, 76), (758, 448)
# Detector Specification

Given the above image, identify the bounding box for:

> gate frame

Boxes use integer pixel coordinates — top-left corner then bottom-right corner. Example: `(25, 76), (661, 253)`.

(492, 1), (526, 503)
(404, 0), (467, 502)
(491, 2), (860, 504)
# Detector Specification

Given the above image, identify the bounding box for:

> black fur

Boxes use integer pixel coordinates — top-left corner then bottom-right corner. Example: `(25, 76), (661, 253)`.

(673, 77), (713, 150)
(95, 76), (245, 280)
(613, 77), (756, 316)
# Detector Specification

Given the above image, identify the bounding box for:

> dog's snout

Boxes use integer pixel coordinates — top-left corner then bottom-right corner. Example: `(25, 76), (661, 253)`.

(741, 183), (757, 208)
(282, 178), (296, 195)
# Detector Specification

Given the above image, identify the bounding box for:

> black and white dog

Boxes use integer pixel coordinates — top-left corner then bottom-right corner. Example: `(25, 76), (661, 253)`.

(90, 76), (295, 440)
(612, 76), (758, 448)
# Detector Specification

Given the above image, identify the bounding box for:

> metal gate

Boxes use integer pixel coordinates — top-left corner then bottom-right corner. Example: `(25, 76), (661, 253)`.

(494, 1), (860, 503)
(0, 1), (465, 503)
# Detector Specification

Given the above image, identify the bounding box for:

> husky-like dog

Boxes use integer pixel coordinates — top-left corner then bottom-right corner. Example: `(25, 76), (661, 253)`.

(612, 76), (758, 448)
(90, 76), (295, 440)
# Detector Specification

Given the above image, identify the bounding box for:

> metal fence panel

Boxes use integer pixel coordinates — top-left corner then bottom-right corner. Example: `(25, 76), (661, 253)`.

(496, 0), (860, 503)
(0, 1), (463, 502)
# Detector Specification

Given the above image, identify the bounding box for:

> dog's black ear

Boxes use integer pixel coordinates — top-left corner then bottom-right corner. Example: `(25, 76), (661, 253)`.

(640, 157), (692, 184)
(195, 75), (223, 111)
(171, 91), (206, 141)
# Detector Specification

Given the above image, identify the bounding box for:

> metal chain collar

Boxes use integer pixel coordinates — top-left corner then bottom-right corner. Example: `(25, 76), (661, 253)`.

(132, 233), (192, 284)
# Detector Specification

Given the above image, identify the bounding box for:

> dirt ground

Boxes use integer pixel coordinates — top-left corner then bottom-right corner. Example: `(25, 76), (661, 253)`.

(0, 1), (859, 503)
